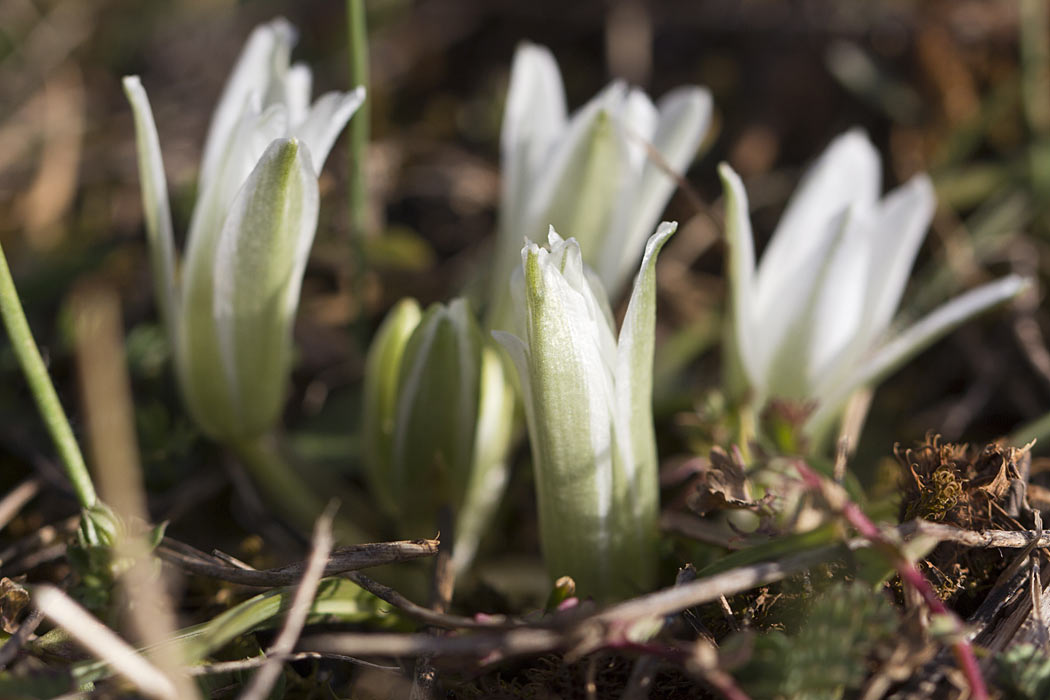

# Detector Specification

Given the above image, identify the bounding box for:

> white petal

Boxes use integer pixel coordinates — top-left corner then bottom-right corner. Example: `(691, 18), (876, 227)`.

(753, 129), (881, 323)
(283, 62), (313, 126)
(122, 76), (179, 342)
(453, 344), (516, 575)
(805, 274), (1030, 435)
(501, 42), (568, 195)
(717, 164), (761, 392)
(864, 174), (936, 336)
(199, 18), (296, 191)
(487, 43), (568, 332)
(598, 87), (711, 293)
(211, 138), (319, 438)
(615, 222), (675, 492)
(762, 208), (861, 400)
(293, 87), (365, 172)
(618, 88), (659, 173)
(527, 88), (632, 255)
(183, 101), (288, 325)
(521, 242), (617, 574)
(804, 212), (874, 397)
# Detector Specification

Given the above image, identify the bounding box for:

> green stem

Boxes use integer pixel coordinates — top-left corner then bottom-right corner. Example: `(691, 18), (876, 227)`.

(346, 0), (370, 241)
(231, 434), (367, 544)
(0, 242), (96, 509)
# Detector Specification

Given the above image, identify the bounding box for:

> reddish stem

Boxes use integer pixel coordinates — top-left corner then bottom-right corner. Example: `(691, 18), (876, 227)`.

(794, 461), (988, 700)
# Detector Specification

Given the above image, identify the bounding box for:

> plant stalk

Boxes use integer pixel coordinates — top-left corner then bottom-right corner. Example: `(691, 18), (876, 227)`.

(0, 241), (96, 510)
(346, 0), (370, 241)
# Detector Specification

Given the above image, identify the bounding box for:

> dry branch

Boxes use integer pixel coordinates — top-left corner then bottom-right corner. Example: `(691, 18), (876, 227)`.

(156, 536), (438, 586)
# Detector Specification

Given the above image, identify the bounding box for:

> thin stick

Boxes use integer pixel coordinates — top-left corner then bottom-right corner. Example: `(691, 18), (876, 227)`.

(344, 571), (512, 629)
(411, 505), (455, 700)
(0, 241), (96, 510)
(238, 504), (336, 700)
(0, 477), (41, 532)
(0, 607), (44, 669)
(187, 651), (397, 676)
(33, 585), (177, 700)
(302, 546), (836, 665)
(156, 536), (438, 586)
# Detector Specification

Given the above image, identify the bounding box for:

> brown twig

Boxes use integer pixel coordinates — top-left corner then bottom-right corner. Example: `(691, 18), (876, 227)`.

(0, 477), (41, 532)
(302, 545), (837, 666)
(186, 651), (398, 676)
(344, 571), (514, 629)
(0, 607), (44, 669)
(238, 504), (336, 700)
(156, 536), (438, 586)
(894, 520), (1050, 549)
(411, 504), (456, 700)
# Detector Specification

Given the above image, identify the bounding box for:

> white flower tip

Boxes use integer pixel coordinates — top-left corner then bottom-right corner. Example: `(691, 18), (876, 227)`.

(717, 162), (745, 193)
(1004, 273), (1034, 297)
(264, 16), (298, 46)
(645, 221), (678, 256)
(827, 128), (879, 168)
(546, 225), (564, 247)
(514, 40), (556, 64)
(122, 75), (142, 90)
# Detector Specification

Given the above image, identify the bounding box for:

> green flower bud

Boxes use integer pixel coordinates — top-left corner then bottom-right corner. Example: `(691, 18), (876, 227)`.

(363, 298), (515, 575)
(494, 222), (676, 601)
(123, 18), (364, 441)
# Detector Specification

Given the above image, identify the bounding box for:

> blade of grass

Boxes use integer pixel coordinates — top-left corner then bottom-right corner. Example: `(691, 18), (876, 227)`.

(0, 240), (95, 511)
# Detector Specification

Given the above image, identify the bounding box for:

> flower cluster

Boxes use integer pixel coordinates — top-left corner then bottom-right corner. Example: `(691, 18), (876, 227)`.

(121, 23), (1028, 603)
(125, 18), (364, 441)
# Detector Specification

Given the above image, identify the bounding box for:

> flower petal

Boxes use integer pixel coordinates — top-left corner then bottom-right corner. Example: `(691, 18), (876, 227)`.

(453, 343), (517, 575)
(717, 163), (761, 395)
(519, 238), (618, 590)
(805, 274), (1030, 436)
(864, 174), (936, 336)
(615, 222), (675, 502)
(390, 299), (482, 525)
(283, 62), (313, 126)
(293, 87), (365, 172)
(207, 138), (319, 439)
(199, 18), (296, 191)
(362, 298), (422, 516)
(529, 86), (632, 255)
(598, 87), (711, 292)
(753, 129), (880, 324)
(501, 42), (567, 219)
(122, 76), (179, 343)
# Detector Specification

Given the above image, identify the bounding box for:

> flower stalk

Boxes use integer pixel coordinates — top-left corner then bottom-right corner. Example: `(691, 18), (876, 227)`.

(0, 240), (96, 512)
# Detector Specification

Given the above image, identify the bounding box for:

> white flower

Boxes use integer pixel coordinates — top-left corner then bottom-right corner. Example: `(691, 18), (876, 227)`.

(486, 42), (711, 330)
(720, 130), (1028, 440)
(494, 222), (676, 600)
(362, 298), (515, 576)
(123, 19), (364, 441)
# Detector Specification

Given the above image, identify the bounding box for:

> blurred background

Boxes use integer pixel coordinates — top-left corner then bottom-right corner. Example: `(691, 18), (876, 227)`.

(1, 0), (1048, 576)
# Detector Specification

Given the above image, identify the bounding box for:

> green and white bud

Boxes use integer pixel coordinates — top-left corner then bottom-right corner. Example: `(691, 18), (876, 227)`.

(123, 18), (364, 441)
(494, 222), (676, 601)
(363, 298), (515, 575)
(487, 42), (710, 331)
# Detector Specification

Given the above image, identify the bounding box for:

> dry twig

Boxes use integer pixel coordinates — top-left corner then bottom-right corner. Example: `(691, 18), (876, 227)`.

(238, 504), (336, 700)
(156, 536), (438, 585)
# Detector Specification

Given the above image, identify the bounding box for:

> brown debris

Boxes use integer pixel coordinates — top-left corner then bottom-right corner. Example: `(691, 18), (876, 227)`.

(896, 434), (1035, 610)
